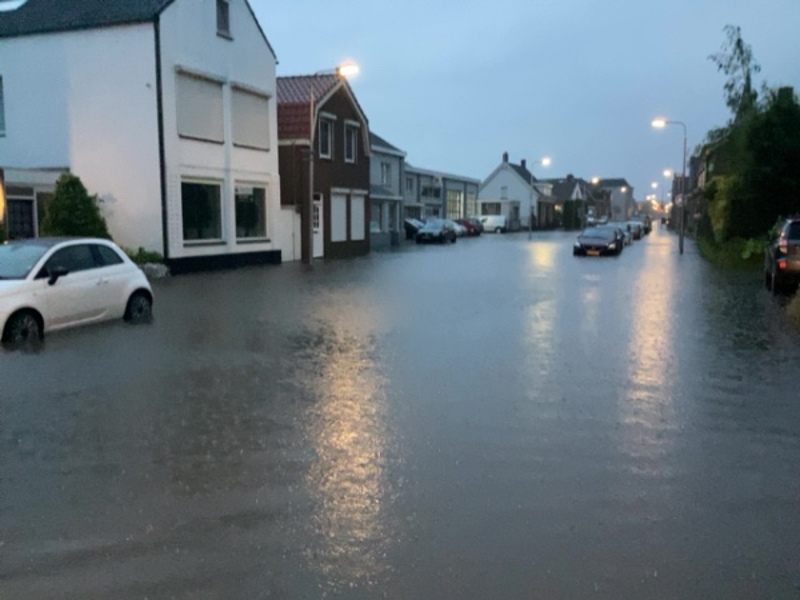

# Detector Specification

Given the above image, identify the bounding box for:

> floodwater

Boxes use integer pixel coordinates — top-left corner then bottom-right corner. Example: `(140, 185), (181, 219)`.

(2, 228), (800, 599)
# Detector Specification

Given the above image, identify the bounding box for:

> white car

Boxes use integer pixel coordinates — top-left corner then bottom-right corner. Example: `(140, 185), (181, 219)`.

(451, 221), (468, 237)
(0, 237), (153, 344)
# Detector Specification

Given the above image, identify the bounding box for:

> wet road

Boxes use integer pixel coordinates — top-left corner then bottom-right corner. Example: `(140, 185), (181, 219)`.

(2, 228), (800, 599)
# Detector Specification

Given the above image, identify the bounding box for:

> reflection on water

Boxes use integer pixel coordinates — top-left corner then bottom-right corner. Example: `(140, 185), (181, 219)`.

(620, 240), (678, 477)
(290, 322), (395, 592)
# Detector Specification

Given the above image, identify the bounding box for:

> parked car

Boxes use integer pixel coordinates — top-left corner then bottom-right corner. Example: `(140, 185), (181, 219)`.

(465, 217), (484, 235)
(415, 219), (458, 244)
(455, 218), (482, 236)
(0, 237), (154, 344)
(573, 226), (623, 256)
(607, 221), (633, 245)
(404, 218), (425, 240)
(631, 215), (652, 235)
(764, 217), (800, 295)
(452, 221), (468, 237)
(626, 221), (643, 240)
(480, 215), (508, 233)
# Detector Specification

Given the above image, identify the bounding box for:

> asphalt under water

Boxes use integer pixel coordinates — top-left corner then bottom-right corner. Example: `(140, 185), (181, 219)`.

(2, 228), (799, 599)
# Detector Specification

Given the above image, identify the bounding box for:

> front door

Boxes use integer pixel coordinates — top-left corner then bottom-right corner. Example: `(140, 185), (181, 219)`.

(313, 194), (324, 258)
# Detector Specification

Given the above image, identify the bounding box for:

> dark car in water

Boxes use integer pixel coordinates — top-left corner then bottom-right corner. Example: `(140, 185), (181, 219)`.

(573, 226), (623, 256)
(764, 217), (800, 295)
(415, 219), (457, 244)
(404, 218), (426, 240)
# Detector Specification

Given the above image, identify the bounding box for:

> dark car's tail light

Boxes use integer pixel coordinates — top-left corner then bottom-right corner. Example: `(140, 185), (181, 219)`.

(779, 259), (788, 269)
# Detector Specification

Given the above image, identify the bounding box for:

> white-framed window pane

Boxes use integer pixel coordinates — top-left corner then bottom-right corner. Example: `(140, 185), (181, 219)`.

(319, 120), (332, 158)
(370, 201), (382, 232)
(176, 73), (224, 143)
(331, 194), (347, 242)
(232, 88), (269, 150)
(217, 0), (230, 36)
(235, 185), (267, 238)
(345, 126), (357, 163)
(388, 202), (398, 231)
(181, 180), (222, 240)
(351, 195), (365, 241)
(405, 176), (413, 193)
(381, 163), (391, 185)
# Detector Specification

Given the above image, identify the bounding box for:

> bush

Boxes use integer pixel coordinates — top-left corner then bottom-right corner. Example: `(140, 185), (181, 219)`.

(697, 236), (763, 270)
(122, 246), (164, 265)
(787, 293), (800, 328)
(40, 173), (111, 239)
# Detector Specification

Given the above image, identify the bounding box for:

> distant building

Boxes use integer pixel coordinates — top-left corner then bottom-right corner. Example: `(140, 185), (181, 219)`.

(402, 165), (479, 221)
(369, 132), (406, 249)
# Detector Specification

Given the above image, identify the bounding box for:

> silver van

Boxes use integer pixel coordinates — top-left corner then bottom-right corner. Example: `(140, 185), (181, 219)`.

(480, 215), (508, 233)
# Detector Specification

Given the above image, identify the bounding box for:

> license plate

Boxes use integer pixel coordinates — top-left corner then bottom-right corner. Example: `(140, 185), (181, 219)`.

(587, 249), (600, 256)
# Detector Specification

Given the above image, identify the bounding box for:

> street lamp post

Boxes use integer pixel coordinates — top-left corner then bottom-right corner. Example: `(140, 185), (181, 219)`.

(305, 62), (360, 265)
(652, 118), (688, 254)
(528, 156), (551, 240)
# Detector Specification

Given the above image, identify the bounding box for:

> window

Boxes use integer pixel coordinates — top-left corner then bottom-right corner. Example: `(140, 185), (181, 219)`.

(482, 202), (501, 215)
(344, 124), (358, 163)
(93, 245), (124, 266)
(405, 176), (413, 193)
(181, 181), (222, 241)
(446, 189), (463, 219)
(0, 76), (5, 136)
(500, 186), (508, 199)
(319, 119), (333, 159)
(370, 201), (382, 232)
(176, 73), (224, 143)
(44, 245), (96, 274)
(235, 185), (267, 239)
(380, 163), (391, 186)
(466, 191), (478, 217)
(216, 0), (230, 37)
(232, 88), (269, 150)
(388, 202), (398, 231)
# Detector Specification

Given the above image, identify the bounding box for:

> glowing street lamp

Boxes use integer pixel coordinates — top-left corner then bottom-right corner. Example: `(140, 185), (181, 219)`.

(528, 155), (552, 238)
(652, 117), (688, 254)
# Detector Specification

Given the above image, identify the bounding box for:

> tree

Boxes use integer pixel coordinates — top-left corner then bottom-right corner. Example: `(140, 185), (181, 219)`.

(708, 24), (761, 121)
(41, 173), (111, 238)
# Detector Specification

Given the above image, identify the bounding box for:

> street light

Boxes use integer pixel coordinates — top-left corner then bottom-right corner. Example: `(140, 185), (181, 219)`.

(305, 62), (360, 265)
(652, 117), (688, 254)
(528, 156), (552, 239)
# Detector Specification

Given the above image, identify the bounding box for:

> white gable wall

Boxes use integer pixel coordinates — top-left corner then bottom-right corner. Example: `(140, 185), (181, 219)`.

(479, 164), (537, 225)
(159, 0), (284, 260)
(0, 25), (163, 252)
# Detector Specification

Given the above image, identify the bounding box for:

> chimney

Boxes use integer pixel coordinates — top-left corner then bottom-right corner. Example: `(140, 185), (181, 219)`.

(521, 159), (527, 170)
(502, 151), (509, 163)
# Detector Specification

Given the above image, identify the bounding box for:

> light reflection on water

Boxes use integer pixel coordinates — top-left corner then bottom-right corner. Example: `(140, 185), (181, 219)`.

(294, 320), (396, 592)
(620, 240), (678, 476)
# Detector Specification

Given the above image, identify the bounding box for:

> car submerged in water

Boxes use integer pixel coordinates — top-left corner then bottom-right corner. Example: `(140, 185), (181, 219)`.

(573, 226), (623, 256)
(0, 237), (154, 345)
(415, 218), (458, 244)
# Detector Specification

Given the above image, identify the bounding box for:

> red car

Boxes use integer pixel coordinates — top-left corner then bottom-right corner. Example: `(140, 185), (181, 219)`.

(455, 218), (482, 236)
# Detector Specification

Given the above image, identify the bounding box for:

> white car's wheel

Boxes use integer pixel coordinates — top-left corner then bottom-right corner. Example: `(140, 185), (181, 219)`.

(125, 291), (153, 322)
(3, 311), (43, 344)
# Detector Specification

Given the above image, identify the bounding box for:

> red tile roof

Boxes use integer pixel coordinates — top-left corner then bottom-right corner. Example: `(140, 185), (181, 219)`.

(276, 74), (339, 140)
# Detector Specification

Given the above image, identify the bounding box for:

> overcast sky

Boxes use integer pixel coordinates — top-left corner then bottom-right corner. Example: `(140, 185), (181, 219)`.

(252, 0), (800, 199)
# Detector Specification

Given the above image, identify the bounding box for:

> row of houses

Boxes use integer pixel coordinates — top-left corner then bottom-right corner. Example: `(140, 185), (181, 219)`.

(0, 0), (636, 273)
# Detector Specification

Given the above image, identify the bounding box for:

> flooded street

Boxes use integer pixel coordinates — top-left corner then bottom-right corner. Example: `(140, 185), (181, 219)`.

(2, 228), (800, 599)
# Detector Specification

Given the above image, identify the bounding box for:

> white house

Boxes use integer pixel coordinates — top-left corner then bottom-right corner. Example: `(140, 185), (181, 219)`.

(479, 152), (548, 230)
(594, 178), (635, 221)
(0, 0), (287, 272)
(369, 132), (406, 249)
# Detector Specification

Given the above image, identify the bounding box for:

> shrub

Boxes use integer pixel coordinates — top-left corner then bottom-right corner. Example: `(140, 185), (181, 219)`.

(122, 246), (164, 265)
(40, 173), (111, 238)
(787, 293), (800, 328)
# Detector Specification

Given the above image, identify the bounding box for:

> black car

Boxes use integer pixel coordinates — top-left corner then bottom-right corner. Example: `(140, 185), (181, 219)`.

(404, 218), (426, 240)
(764, 217), (800, 295)
(415, 219), (457, 244)
(573, 226), (623, 256)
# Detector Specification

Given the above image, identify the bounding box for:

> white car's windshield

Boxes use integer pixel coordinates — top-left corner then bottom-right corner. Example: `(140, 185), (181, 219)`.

(0, 242), (50, 279)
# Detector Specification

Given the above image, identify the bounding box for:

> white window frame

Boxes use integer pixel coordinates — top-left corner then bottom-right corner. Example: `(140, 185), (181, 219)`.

(380, 162), (391, 186)
(319, 118), (334, 159)
(217, 0), (231, 38)
(232, 86), (270, 151)
(234, 183), (269, 241)
(180, 178), (224, 244)
(344, 119), (360, 164)
(175, 71), (225, 144)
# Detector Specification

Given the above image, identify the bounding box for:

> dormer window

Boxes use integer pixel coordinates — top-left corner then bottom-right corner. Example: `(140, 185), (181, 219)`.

(217, 0), (231, 38)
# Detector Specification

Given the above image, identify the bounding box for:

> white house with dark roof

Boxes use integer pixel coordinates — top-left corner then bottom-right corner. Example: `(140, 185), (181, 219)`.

(0, 0), (285, 272)
(593, 178), (635, 221)
(479, 152), (553, 230)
